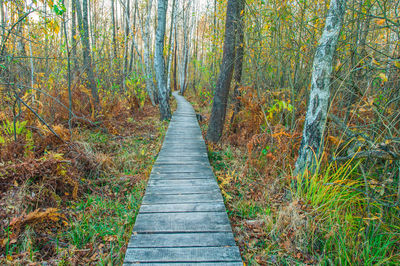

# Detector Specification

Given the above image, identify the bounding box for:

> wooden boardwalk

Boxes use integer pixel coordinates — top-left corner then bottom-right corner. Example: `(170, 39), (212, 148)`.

(123, 92), (242, 265)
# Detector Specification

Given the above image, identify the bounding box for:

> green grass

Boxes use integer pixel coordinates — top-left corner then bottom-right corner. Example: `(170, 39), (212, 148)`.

(295, 161), (400, 264)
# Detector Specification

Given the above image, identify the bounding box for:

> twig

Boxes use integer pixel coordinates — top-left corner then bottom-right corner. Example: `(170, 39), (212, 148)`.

(2, 83), (98, 127)
(332, 149), (400, 162)
(14, 93), (63, 141)
(0, 11), (34, 56)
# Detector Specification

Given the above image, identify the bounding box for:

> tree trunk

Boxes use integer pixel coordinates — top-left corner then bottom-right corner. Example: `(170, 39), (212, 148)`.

(122, 0), (130, 91)
(231, 0), (245, 125)
(71, 0), (78, 72)
(75, 0), (99, 105)
(294, 0), (347, 175)
(173, 28), (177, 91)
(143, 0), (156, 105)
(179, 2), (191, 96)
(111, 0), (117, 59)
(206, 0), (239, 142)
(128, 0), (138, 74)
(1, 0), (5, 46)
(166, 0), (176, 96)
(155, 0), (171, 120)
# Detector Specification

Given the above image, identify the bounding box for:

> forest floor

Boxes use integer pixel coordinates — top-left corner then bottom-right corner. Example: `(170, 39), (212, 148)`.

(0, 102), (172, 265)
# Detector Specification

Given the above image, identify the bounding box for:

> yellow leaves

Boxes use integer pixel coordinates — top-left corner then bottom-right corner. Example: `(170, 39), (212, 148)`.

(217, 170), (235, 201)
(394, 61), (400, 69)
(103, 235), (117, 242)
(335, 60), (342, 71)
(47, 19), (60, 34)
(378, 73), (388, 83)
(376, 19), (386, 26)
(327, 135), (343, 146)
(10, 208), (66, 235)
(372, 58), (380, 66)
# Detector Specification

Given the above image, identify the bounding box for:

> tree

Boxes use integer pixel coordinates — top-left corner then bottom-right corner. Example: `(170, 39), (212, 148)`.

(142, 0), (156, 105)
(154, 0), (171, 120)
(75, 0), (99, 106)
(166, 0), (176, 96)
(294, 0), (348, 174)
(179, 1), (192, 96)
(71, 0), (78, 72)
(206, 0), (239, 142)
(231, 0), (245, 125)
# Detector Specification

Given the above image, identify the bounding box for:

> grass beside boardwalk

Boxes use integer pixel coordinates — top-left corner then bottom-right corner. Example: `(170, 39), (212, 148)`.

(1, 105), (168, 265)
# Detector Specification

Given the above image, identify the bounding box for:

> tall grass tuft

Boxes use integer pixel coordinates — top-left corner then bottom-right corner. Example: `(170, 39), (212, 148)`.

(295, 160), (399, 264)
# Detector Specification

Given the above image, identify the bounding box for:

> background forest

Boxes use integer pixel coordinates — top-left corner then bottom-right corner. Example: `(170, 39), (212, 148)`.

(0, 0), (399, 264)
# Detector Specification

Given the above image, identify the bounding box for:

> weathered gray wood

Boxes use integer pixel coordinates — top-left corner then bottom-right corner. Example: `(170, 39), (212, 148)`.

(148, 179), (215, 186)
(124, 247), (241, 263)
(133, 212), (231, 232)
(150, 173), (215, 180)
(126, 263), (243, 266)
(152, 165), (212, 173)
(154, 160), (210, 165)
(145, 185), (219, 195)
(123, 92), (242, 264)
(140, 202), (226, 213)
(128, 232), (236, 248)
(142, 193), (223, 204)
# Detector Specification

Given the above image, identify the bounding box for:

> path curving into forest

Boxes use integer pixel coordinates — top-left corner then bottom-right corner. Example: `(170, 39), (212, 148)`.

(123, 92), (242, 265)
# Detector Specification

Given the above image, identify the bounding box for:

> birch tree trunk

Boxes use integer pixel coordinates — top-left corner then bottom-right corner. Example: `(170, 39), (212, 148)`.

(179, 2), (191, 96)
(75, 0), (99, 105)
(111, 0), (117, 60)
(128, 1), (138, 74)
(166, 0), (176, 96)
(155, 0), (171, 120)
(294, 0), (347, 175)
(0, 0), (4, 44)
(231, 0), (245, 124)
(122, 0), (130, 91)
(207, 0), (239, 142)
(143, 0), (156, 105)
(173, 28), (177, 91)
(71, 0), (78, 72)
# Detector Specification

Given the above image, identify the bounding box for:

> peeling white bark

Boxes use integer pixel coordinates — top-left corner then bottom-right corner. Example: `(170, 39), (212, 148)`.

(155, 0), (171, 120)
(143, 0), (156, 105)
(295, 0), (347, 174)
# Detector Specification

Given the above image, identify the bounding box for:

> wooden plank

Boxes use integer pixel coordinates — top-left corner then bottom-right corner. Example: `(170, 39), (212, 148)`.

(148, 179), (216, 186)
(124, 247), (242, 263)
(150, 173), (215, 180)
(145, 185), (219, 195)
(126, 263), (243, 266)
(158, 151), (208, 155)
(158, 145), (206, 150)
(152, 165), (212, 172)
(133, 212), (231, 232)
(151, 170), (213, 176)
(162, 139), (204, 143)
(142, 193), (222, 204)
(128, 232), (236, 248)
(140, 202), (226, 213)
(154, 160), (210, 165)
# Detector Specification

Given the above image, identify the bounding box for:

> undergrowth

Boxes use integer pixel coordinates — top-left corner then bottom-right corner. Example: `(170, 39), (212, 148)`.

(0, 104), (168, 265)
(187, 89), (400, 265)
